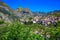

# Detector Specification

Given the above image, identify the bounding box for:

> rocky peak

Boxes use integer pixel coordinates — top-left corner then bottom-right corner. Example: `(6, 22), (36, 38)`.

(15, 7), (33, 18)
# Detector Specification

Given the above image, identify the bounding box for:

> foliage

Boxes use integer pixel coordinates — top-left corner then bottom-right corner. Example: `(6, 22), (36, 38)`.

(49, 12), (60, 17)
(0, 19), (4, 24)
(0, 2), (8, 7)
(16, 7), (24, 12)
(0, 21), (60, 40)
(0, 22), (44, 40)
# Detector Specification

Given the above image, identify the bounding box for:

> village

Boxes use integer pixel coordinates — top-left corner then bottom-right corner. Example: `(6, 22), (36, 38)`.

(20, 15), (60, 27)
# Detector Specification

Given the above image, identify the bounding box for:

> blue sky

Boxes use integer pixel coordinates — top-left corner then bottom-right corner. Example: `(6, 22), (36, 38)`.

(2, 0), (60, 12)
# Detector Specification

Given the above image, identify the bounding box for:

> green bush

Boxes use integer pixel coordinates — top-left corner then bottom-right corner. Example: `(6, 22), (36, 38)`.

(0, 19), (4, 24)
(0, 21), (60, 40)
(0, 2), (8, 7)
(0, 22), (44, 40)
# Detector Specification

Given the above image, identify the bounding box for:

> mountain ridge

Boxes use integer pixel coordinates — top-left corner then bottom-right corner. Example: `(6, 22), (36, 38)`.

(0, 2), (60, 23)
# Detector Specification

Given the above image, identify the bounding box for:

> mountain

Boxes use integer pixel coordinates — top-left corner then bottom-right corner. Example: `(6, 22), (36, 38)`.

(0, 2), (60, 23)
(33, 12), (47, 16)
(14, 7), (33, 18)
(0, 2), (34, 23)
(47, 10), (60, 17)
(0, 2), (19, 23)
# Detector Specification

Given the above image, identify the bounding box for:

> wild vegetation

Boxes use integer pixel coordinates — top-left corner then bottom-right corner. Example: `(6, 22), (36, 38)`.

(0, 20), (60, 40)
(0, 21), (44, 40)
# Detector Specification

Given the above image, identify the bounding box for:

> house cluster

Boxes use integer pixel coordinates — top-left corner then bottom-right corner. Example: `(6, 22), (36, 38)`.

(40, 16), (59, 26)
(20, 16), (60, 27)
(34, 16), (60, 26)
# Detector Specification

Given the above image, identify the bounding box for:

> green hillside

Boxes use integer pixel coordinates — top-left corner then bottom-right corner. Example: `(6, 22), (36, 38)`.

(0, 2), (8, 7)
(48, 10), (60, 17)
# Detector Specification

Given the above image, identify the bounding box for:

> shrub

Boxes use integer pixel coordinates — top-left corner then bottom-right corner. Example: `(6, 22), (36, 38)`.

(0, 22), (44, 40)
(0, 19), (4, 24)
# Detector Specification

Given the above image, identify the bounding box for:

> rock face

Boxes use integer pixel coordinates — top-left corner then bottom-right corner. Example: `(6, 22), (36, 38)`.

(0, 2), (10, 22)
(0, 12), (11, 23)
(14, 7), (33, 18)
(0, 2), (33, 23)
(0, 2), (18, 23)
